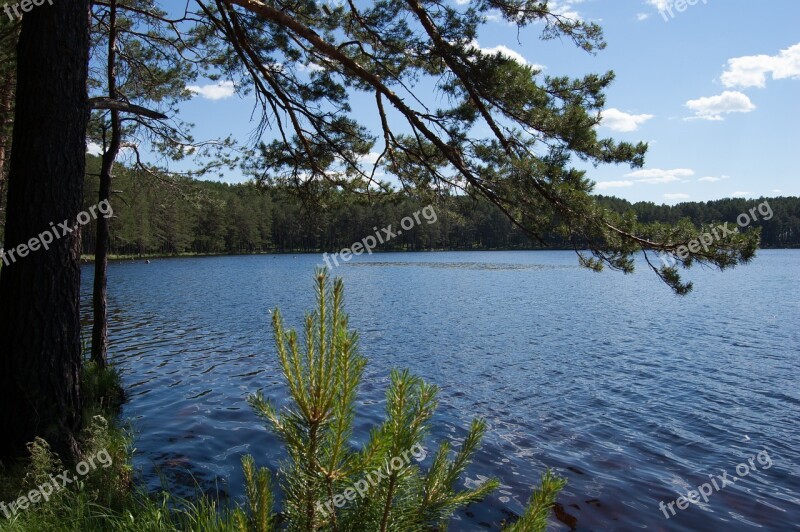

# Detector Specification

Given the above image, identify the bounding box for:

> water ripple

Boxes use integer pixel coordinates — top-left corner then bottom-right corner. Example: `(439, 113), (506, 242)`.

(80, 250), (800, 530)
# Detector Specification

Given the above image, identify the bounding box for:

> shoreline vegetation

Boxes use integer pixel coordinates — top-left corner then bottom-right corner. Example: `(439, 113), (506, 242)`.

(0, 271), (564, 531)
(78, 243), (800, 264)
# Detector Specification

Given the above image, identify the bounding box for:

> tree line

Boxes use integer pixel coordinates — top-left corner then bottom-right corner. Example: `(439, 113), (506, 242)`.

(74, 155), (800, 256)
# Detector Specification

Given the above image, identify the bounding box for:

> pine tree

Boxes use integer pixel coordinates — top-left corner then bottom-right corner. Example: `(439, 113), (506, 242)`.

(210, 0), (759, 294)
(87, 0), (239, 366)
(237, 269), (564, 531)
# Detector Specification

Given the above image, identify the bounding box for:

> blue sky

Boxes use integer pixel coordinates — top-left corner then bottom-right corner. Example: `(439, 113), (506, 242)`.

(170, 0), (800, 205)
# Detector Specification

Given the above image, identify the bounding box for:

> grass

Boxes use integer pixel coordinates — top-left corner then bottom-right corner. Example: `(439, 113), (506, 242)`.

(0, 360), (241, 532)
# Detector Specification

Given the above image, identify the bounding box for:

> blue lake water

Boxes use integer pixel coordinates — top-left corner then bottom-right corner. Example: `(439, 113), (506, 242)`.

(80, 250), (800, 531)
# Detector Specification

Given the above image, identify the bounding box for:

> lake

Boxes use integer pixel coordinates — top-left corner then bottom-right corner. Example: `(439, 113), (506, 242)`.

(80, 250), (800, 531)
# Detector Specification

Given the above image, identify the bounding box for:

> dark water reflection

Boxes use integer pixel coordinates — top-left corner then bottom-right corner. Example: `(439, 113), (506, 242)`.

(80, 250), (800, 531)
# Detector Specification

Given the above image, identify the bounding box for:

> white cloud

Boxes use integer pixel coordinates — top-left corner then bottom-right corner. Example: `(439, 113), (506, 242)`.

(646, 0), (670, 10)
(636, 13), (650, 21)
(470, 40), (532, 66)
(186, 80), (236, 100)
(119, 143), (136, 156)
(685, 91), (755, 121)
(731, 191), (752, 198)
(721, 43), (800, 89)
(298, 62), (325, 73)
(454, 0), (470, 4)
(698, 175), (730, 182)
(599, 108), (654, 132)
(664, 193), (690, 201)
(499, 0), (582, 26)
(625, 168), (694, 184)
(359, 152), (383, 165)
(86, 142), (103, 156)
(548, 0), (583, 21)
(482, 45), (528, 65)
(773, 189), (783, 194)
(595, 180), (635, 190)
(596, 168), (695, 191)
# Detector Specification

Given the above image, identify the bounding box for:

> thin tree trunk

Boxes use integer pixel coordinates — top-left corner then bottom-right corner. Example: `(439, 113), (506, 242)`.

(0, 24), (19, 225)
(0, 66), (13, 222)
(0, 0), (91, 461)
(91, 0), (121, 369)
(0, 64), (14, 180)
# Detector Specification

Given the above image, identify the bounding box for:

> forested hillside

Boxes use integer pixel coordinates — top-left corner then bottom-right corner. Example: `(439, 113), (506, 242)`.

(67, 156), (800, 256)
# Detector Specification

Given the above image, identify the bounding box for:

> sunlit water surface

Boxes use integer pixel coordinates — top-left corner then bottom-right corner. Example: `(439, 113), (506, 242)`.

(80, 250), (800, 531)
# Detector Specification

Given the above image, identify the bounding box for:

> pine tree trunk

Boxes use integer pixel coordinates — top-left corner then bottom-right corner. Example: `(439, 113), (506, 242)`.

(91, 153), (114, 369)
(0, 24), (19, 226)
(0, 69), (14, 181)
(0, 66), (13, 223)
(91, 0), (120, 369)
(0, 0), (91, 460)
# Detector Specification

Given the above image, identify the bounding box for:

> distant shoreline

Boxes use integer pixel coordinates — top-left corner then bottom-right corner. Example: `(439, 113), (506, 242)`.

(80, 248), (551, 263)
(79, 245), (798, 263)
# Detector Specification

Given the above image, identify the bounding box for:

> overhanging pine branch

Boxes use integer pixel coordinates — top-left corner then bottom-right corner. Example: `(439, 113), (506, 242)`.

(89, 97), (167, 119)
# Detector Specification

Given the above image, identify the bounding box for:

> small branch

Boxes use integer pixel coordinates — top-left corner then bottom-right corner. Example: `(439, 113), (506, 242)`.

(89, 97), (167, 119)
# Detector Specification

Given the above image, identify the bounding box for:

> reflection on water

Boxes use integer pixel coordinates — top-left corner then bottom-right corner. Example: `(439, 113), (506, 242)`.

(346, 261), (578, 271)
(81, 250), (800, 531)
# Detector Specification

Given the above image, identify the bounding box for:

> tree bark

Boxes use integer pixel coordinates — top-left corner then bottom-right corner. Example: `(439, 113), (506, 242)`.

(0, 65), (14, 223)
(0, 0), (91, 461)
(0, 24), (19, 227)
(91, 147), (115, 369)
